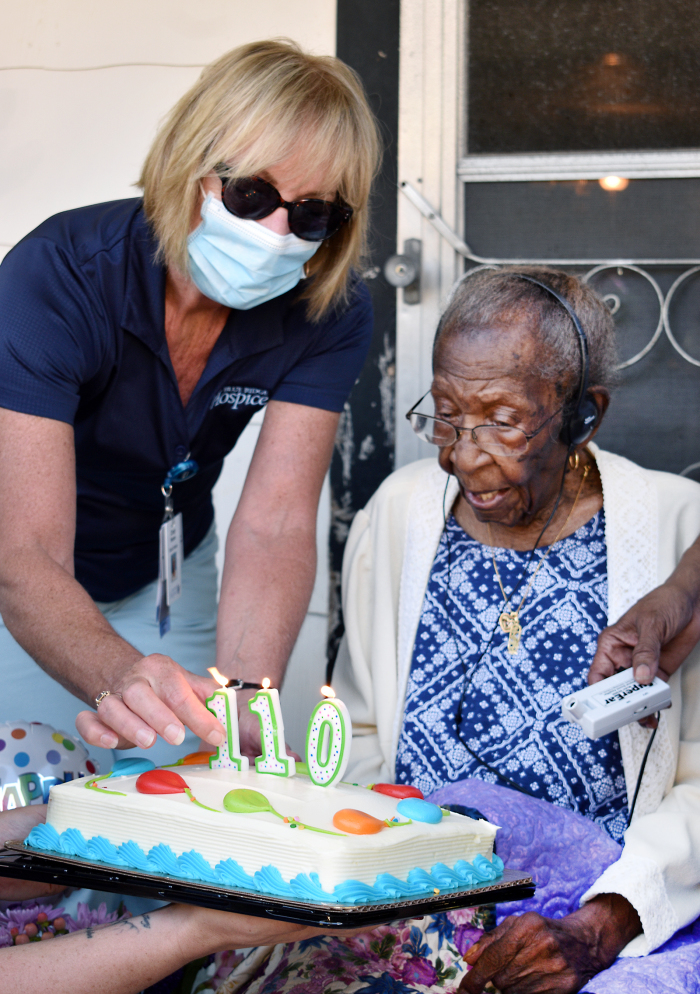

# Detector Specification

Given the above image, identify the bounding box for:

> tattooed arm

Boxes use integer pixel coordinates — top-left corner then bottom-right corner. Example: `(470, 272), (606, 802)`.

(2, 903), (327, 994)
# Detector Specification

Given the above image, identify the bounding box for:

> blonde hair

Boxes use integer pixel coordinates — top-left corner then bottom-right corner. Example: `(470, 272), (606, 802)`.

(139, 39), (381, 320)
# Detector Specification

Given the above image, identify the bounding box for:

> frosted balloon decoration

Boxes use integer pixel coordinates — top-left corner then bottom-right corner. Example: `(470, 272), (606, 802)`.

(0, 721), (97, 809)
(305, 698), (351, 787)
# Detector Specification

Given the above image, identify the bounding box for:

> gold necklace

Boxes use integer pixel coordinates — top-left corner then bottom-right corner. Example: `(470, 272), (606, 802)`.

(488, 465), (590, 655)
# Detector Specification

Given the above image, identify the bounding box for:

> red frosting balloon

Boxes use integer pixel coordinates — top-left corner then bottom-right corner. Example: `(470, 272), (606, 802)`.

(136, 769), (188, 794)
(371, 783), (424, 800)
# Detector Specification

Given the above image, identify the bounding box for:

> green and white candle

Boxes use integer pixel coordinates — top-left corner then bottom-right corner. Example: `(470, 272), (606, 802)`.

(248, 679), (296, 777)
(205, 668), (249, 772)
(305, 687), (351, 787)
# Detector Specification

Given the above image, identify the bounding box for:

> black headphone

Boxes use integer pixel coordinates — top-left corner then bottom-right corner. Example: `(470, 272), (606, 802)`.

(509, 273), (599, 449)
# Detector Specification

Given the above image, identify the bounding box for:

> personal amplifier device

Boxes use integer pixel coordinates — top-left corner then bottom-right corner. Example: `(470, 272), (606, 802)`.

(561, 669), (672, 740)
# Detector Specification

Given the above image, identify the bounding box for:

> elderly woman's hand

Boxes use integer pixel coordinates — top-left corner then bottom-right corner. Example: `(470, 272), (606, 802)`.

(458, 894), (641, 994)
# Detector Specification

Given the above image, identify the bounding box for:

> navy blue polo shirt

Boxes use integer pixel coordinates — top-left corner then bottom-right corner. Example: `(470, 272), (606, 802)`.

(0, 199), (372, 602)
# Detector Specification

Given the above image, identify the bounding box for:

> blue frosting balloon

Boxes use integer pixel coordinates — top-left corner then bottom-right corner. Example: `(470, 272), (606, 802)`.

(396, 797), (443, 824)
(110, 757), (156, 777)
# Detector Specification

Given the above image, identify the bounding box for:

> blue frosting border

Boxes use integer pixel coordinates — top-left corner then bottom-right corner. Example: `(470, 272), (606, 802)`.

(25, 823), (504, 906)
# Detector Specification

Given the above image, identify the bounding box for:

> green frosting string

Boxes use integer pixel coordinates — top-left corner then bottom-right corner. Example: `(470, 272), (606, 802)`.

(383, 818), (413, 828)
(223, 788), (345, 836)
(86, 776), (126, 797)
(183, 787), (220, 813)
(293, 822), (346, 837)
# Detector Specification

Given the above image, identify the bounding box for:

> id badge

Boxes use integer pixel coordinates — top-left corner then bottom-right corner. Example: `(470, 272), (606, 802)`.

(155, 512), (184, 637)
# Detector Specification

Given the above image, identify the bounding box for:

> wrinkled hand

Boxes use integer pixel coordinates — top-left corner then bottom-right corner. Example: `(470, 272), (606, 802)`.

(76, 654), (225, 752)
(458, 895), (641, 994)
(589, 580), (700, 690)
(0, 804), (66, 901)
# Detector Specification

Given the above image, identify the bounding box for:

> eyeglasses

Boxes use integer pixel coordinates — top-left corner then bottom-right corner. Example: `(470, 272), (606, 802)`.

(217, 171), (353, 242)
(405, 390), (563, 456)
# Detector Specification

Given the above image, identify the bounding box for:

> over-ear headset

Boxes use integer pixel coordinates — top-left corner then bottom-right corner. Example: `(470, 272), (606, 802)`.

(509, 273), (599, 449)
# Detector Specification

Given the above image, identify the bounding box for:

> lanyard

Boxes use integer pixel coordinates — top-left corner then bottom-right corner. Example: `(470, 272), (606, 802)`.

(156, 456), (199, 636)
(161, 457), (199, 520)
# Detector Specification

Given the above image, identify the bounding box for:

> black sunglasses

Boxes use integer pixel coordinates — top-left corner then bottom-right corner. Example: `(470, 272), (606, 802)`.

(217, 172), (353, 242)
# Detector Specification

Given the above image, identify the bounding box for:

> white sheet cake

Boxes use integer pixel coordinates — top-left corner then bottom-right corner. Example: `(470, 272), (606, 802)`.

(26, 765), (502, 905)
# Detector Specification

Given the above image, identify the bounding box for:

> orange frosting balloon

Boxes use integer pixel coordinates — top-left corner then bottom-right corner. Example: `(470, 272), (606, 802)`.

(332, 808), (385, 835)
(179, 751), (216, 765)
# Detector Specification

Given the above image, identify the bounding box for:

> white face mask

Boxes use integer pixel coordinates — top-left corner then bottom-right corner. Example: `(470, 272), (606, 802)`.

(186, 194), (320, 310)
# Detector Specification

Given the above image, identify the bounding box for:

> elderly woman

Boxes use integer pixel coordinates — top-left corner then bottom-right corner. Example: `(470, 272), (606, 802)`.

(330, 267), (700, 993)
(0, 40), (379, 766)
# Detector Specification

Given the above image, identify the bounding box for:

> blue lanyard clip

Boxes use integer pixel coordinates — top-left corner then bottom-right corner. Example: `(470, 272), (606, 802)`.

(161, 457), (199, 520)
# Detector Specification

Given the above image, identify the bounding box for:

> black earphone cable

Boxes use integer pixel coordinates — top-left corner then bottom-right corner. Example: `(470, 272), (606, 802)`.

(626, 714), (659, 827)
(416, 271), (645, 816)
(443, 457), (570, 798)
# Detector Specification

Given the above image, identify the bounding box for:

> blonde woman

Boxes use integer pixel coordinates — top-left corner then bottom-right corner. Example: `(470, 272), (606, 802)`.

(0, 40), (380, 765)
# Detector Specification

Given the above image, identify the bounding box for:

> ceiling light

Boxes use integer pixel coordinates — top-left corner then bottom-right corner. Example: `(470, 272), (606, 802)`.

(599, 175), (629, 191)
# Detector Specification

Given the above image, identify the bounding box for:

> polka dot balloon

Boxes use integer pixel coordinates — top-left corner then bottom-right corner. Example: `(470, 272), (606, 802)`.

(0, 721), (98, 809)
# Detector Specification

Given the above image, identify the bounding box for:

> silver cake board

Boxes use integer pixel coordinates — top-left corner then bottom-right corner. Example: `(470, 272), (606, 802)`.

(0, 842), (534, 928)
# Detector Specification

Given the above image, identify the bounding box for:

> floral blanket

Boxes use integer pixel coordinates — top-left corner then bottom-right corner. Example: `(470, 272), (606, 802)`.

(199, 907), (491, 994)
(180, 780), (700, 994)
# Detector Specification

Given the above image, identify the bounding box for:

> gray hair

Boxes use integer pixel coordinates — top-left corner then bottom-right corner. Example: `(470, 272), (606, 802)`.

(433, 266), (619, 402)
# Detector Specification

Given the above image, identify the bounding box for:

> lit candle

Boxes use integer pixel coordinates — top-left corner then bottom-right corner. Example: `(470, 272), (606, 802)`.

(205, 668), (249, 772)
(248, 678), (296, 777)
(305, 686), (352, 788)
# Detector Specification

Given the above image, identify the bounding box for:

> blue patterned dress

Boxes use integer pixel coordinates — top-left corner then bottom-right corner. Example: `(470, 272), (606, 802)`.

(395, 509), (629, 842)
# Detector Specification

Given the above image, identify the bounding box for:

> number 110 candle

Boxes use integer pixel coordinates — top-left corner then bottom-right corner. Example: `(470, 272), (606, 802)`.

(248, 678), (296, 777)
(205, 668), (249, 772)
(305, 686), (351, 787)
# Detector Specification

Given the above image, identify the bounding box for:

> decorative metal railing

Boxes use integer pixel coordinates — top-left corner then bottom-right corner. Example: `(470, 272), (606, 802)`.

(400, 180), (700, 476)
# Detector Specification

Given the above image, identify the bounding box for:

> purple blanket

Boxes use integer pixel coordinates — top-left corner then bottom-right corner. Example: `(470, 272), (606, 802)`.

(428, 779), (700, 994)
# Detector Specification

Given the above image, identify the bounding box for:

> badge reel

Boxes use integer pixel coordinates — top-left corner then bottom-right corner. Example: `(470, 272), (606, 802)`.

(156, 458), (198, 637)
(561, 668), (672, 739)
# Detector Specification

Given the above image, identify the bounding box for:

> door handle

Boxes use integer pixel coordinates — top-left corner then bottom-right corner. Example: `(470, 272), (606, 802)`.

(383, 238), (421, 304)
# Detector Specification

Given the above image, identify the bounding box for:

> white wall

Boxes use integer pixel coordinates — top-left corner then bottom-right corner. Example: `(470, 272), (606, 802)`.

(0, 0), (336, 753)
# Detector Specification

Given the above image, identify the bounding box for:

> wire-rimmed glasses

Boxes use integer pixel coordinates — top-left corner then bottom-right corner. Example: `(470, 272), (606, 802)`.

(405, 390), (563, 456)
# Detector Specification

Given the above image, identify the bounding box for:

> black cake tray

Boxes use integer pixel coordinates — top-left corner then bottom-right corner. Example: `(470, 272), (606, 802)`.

(0, 842), (534, 928)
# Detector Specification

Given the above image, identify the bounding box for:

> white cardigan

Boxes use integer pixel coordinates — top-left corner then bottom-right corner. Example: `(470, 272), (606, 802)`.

(333, 446), (700, 957)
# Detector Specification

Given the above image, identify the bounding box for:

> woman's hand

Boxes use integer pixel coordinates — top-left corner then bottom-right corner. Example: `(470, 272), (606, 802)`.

(589, 535), (700, 689)
(76, 655), (225, 752)
(0, 804), (65, 902)
(458, 894), (641, 994)
(589, 580), (700, 689)
(189, 905), (366, 952)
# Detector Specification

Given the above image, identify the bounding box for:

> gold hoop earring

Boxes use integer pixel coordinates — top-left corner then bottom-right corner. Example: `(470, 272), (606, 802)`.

(568, 451), (580, 472)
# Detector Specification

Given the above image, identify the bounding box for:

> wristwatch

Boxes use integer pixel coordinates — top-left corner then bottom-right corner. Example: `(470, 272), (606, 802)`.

(226, 679), (265, 690)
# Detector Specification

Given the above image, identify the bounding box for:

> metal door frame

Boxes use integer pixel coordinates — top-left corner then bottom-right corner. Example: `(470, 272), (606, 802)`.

(395, 0), (700, 469)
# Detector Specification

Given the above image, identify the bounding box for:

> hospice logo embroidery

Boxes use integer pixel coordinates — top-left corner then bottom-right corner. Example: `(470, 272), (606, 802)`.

(210, 385), (269, 411)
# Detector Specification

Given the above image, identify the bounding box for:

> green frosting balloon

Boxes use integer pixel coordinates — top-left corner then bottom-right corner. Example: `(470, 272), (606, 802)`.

(223, 789), (273, 814)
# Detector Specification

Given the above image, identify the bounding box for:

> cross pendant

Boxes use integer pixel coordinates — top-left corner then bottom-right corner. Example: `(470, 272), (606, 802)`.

(498, 611), (522, 654)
